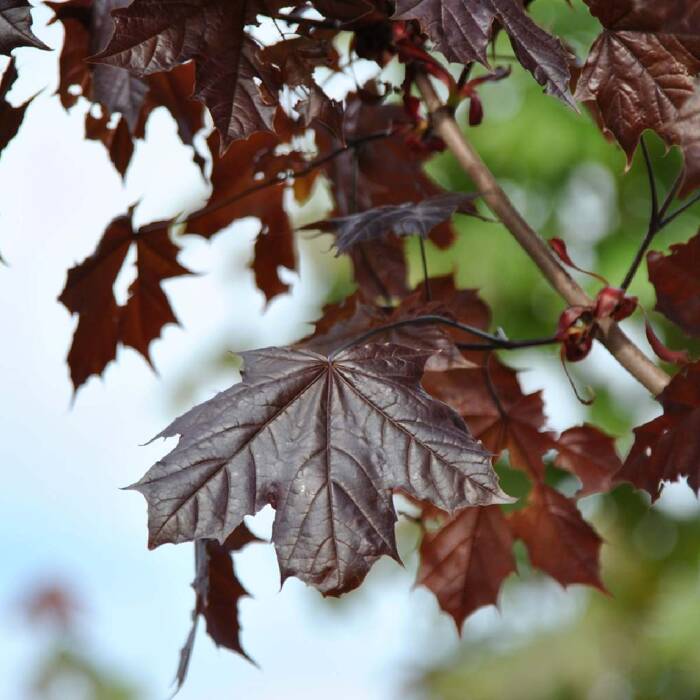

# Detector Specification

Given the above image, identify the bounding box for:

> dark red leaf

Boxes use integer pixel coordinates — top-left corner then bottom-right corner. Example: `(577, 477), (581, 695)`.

(648, 233), (700, 336)
(186, 131), (295, 301)
(92, 0), (281, 149)
(393, 0), (574, 106)
(0, 58), (32, 156)
(49, 0), (149, 132)
(417, 505), (515, 629)
(132, 343), (510, 596)
(423, 360), (555, 481)
(0, 0), (49, 55)
(59, 210), (191, 390)
(576, 0), (700, 164)
(175, 523), (260, 693)
(554, 425), (622, 497)
(305, 193), (480, 253)
(618, 361), (700, 499)
(84, 111), (134, 178)
(509, 484), (604, 589)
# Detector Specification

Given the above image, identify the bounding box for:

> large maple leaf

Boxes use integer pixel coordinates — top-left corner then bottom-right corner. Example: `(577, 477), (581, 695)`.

(619, 361), (700, 499)
(93, 0), (280, 148)
(576, 0), (700, 163)
(647, 232), (700, 337)
(59, 210), (191, 390)
(0, 0), (49, 55)
(393, 0), (574, 106)
(132, 343), (510, 595)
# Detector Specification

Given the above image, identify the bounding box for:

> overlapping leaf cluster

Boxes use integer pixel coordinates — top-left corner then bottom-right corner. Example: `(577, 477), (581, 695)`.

(3, 0), (700, 691)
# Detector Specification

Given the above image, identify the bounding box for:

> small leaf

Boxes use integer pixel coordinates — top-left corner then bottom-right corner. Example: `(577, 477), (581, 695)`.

(644, 318), (690, 365)
(0, 58), (33, 157)
(618, 361), (700, 499)
(133, 343), (510, 596)
(186, 131), (295, 301)
(394, 0), (575, 106)
(305, 193), (480, 254)
(0, 0), (49, 56)
(423, 361), (556, 481)
(554, 425), (622, 497)
(648, 233), (700, 337)
(417, 505), (515, 629)
(59, 210), (191, 391)
(509, 484), (604, 589)
(92, 0), (280, 148)
(174, 524), (259, 693)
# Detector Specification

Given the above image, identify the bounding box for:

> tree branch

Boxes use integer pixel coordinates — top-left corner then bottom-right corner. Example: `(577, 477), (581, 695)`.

(415, 73), (671, 396)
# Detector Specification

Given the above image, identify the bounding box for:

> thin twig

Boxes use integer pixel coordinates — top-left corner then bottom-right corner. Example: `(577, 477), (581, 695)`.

(139, 130), (393, 236)
(418, 237), (432, 301)
(621, 147), (698, 291)
(266, 11), (342, 29)
(414, 72), (670, 395)
(660, 190), (700, 228)
(640, 137), (659, 225)
(328, 314), (559, 359)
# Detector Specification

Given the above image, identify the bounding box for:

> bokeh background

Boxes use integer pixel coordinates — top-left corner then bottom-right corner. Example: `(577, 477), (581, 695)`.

(3, 1), (700, 699)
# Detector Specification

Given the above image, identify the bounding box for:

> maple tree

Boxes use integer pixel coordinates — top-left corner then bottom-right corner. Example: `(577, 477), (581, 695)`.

(4, 0), (700, 692)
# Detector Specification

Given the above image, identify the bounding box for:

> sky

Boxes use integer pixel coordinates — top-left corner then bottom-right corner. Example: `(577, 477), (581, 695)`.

(2, 5), (697, 700)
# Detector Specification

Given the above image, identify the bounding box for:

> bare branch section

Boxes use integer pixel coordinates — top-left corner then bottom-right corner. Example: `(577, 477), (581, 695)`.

(415, 73), (670, 396)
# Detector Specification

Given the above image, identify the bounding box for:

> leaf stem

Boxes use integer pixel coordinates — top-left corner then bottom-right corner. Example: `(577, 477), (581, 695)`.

(414, 72), (670, 395)
(328, 314), (559, 359)
(418, 237), (432, 301)
(621, 148), (696, 292)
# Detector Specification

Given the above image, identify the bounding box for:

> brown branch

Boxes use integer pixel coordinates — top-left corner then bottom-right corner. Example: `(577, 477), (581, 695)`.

(415, 73), (671, 396)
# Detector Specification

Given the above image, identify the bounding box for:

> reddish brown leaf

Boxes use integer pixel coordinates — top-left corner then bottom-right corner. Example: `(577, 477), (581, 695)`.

(84, 111), (134, 177)
(260, 35), (339, 88)
(175, 523), (260, 692)
(648, 233), (700, 337)
(619, 361), (700, 499)
(577, 0), (700, 163)
(49, 0), (149, 131)
(509, 484), (604, 589)
(554, 425), (622, 497)
(0, 58), (32, 156)
(59, 210), (190, 390)
(394, 0), (574, 106)
(186, 131), (295, 300)
(93, 0), (281, 149)
(133, 343), (509, 596)
(423, 361), (555, 480)
(417, 505), (515, 629)
(145, 62), (205, 170)
(0, 0), (49, 55)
